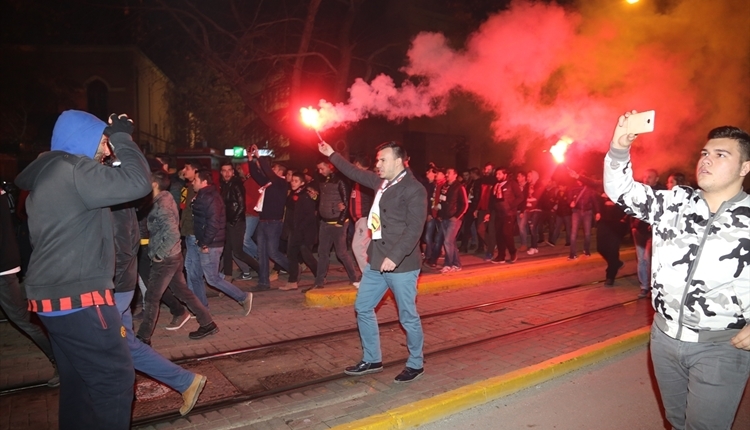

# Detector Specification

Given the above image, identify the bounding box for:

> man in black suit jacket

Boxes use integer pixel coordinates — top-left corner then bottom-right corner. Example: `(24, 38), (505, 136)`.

(318, 140), (428, 383)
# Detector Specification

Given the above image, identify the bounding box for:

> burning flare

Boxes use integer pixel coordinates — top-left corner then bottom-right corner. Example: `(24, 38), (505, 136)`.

(300, 107), (324, 141)
(550, 137), (573, 164)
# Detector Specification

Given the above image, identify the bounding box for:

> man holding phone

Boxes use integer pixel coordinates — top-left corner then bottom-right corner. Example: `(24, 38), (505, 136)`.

(604, 111), (750, 430)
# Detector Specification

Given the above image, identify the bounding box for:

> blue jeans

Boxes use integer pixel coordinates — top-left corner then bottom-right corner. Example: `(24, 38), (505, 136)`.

(257, 220), (289, 287)
(569, 209), (593, 257)
(517, 210), (529, 247)
(115, 291), (194, 393)
(552, 214), (571, 245)
(40, 305), (134, 430)
(199, 247), (249, 303)
(243, 215), (260, 259)
(423, 217), (444, 265)
(355, 265), (423, 369)
(632, 228), (652, 289)
(527, 210), (541, 249)
(440, 218), (463, 268)
(184, 235), (207, 307)
(650, 324), (750, 430)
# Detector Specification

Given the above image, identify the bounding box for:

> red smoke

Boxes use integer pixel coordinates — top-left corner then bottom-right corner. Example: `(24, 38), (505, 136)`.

(307, 0), (750, 175)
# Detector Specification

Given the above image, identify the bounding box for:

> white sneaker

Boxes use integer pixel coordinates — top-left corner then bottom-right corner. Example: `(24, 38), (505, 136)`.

(440, 266), (454, 274)
(451, 266), (462, 272)
(527, 248), (539, 255)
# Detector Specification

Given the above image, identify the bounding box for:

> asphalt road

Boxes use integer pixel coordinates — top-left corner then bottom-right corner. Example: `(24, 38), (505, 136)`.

(420, 345), (750, 430)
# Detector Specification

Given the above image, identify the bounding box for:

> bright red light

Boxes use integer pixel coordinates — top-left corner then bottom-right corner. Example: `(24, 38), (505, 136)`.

(300, 107), (321, 130)
(550, 137), (573, 164)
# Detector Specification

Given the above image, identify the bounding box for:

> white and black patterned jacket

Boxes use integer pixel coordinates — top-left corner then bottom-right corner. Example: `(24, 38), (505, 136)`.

(604, 146), (749, 342)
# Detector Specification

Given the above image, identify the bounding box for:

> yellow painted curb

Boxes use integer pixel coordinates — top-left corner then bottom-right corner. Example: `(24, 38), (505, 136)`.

(331, 326), (651, 430)
(306, 249), (636, 307)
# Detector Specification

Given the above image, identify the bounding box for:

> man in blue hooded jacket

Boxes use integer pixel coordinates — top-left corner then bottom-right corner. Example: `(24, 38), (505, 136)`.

(16, 110), (151, 430)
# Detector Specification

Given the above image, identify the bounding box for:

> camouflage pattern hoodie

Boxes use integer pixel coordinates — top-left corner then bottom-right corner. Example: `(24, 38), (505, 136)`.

(604, 146), (749, 343)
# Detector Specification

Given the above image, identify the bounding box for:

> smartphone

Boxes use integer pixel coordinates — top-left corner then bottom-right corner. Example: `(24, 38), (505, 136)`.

(257, 149), (275, 157)
(627, 110), (655, 135)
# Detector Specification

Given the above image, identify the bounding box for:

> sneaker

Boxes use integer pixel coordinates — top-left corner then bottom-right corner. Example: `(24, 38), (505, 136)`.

(279, 282), (298, 291)
(352, 281), (360, 288)
(394, 367), (424, 383)
(483, 254), (493, 262)
(344, 361), (383, 376)
(583, 252), (591, 257)
(189, 322), (219, 340)
(526, 248), (539, 255)
(491, 257), (506, 264)
(249, 284), (270, 292)
(508, 253), (518, 263)
(180, 374), (207, 416)
(238, 272), (253, 280)
(451, 266), (462, 272)
(637, 289), (650, 299)
(544, 241), (555, 247)
(241, 293), (253, 316)
(47, 367), (60, 388)
(440, 266), (455, 274)
(518, 245), (528, 252)
(568, 255), (578, 260)
(268, 272), (279, 282)
(166, 312), (191, 331)
(604, 278), (615, 287)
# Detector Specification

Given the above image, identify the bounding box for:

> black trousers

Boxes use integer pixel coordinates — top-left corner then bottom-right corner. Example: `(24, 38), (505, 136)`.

(493, 211), (516, 260)
(596, 219), (629, 279)
(223, 221), (260, 276)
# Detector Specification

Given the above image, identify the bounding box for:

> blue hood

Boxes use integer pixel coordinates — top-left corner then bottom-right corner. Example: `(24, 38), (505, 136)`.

(51, 110), (107, 159)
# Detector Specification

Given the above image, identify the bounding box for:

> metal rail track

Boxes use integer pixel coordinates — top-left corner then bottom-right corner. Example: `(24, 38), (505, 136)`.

(132, 289), (641, 427)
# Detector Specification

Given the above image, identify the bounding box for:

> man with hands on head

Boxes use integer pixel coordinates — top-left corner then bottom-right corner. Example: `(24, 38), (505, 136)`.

(318, 140), (428, 383)
(603, 111), (750, 430)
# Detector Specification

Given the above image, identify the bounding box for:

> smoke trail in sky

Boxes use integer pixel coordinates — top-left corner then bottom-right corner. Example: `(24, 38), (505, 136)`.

(311, 0), (750, 169)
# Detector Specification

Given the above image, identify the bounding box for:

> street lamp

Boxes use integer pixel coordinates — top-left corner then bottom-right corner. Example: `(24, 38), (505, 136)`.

(626, 0), (639, 4)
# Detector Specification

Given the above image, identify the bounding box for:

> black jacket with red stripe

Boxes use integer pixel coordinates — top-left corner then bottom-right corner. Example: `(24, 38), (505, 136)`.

(15, 132), (151, 309)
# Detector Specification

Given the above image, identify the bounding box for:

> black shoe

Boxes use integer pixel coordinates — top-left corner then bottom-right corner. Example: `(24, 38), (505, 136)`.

(189, 322), (219, 340)
(491, 257), (506, 264)
(508, 253), (518, 263)
(249, 284), (270, 292)
(604, 278), (615, 286)
(136, 335), (151, 346)
(344, 361), (383, 376)
(394, 367), (424, 383)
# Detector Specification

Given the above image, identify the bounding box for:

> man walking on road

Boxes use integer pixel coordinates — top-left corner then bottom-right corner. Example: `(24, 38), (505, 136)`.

(191, 169), (253, 315)
(318, 140), (427, 383)
(604, 111), (750, 430)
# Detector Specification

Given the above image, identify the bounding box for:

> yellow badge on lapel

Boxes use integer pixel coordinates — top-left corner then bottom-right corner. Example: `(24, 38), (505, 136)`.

(121, 326), (127, 338)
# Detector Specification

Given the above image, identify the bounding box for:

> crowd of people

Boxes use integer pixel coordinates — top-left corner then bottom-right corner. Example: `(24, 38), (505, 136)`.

(1, 108), (748, 429)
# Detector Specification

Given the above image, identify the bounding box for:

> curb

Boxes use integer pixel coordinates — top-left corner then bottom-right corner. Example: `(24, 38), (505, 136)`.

(330, 325), (651, 430)
(305, 248), (636, 307)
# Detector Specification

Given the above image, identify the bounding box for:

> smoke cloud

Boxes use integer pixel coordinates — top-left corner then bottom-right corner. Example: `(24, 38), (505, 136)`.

(312, 0), (750, 173)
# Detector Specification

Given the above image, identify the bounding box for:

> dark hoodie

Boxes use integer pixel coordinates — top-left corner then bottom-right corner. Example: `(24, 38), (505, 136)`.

(15, 110), (151, 311)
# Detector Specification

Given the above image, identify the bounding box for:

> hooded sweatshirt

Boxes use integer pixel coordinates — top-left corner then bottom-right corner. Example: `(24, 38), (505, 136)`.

(15, 110), (151, 312)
